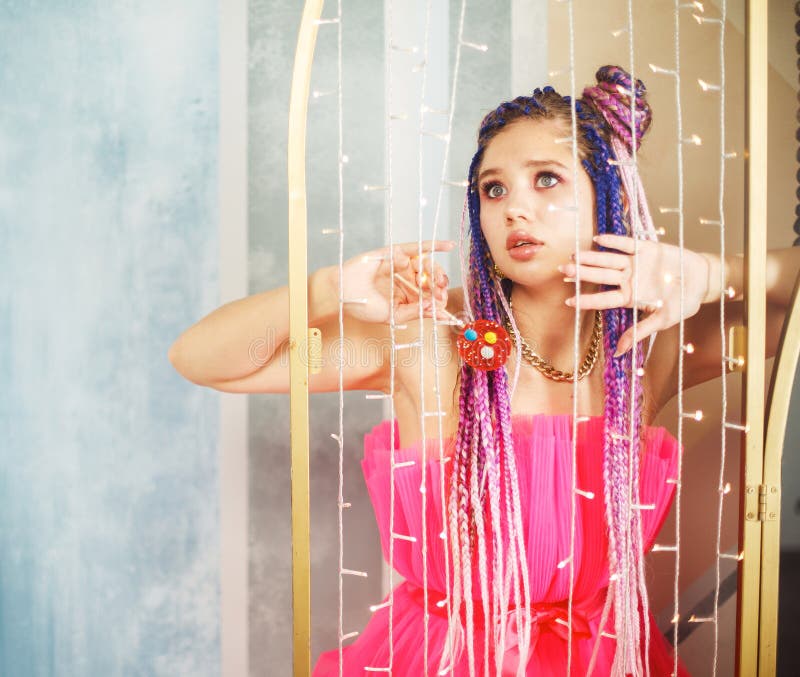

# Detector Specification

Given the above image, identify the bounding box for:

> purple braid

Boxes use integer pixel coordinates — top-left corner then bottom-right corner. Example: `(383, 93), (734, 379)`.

(442, 65), (655, 674)
(578, 80), (650, 673)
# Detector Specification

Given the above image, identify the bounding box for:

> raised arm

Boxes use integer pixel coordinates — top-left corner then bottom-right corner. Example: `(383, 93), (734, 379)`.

(659, 245), (800, 399)
(167, 240), (454, 394)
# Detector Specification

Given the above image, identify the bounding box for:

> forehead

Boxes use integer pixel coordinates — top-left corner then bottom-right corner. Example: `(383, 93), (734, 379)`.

(478, 118), (576, 174)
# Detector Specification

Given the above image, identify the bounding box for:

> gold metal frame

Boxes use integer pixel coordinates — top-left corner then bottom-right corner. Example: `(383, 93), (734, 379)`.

(283, 1), (793, 675)
(760, 272), (800, 674)
(736, 1), (768, 674)
(287, 1), (324, 675)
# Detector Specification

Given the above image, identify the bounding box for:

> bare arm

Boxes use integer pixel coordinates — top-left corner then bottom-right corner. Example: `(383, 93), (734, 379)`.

(168, 266), (342, 390)
(168, 240), (454, 394)
(655, 246), (800, 402)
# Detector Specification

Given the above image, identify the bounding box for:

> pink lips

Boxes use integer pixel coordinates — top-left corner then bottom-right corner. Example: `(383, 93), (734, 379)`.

(507, 243), (543, 261)
(506, 230), (544, 261)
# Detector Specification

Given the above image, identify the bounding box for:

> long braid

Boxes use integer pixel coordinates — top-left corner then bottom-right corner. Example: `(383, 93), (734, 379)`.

(469, 195), (509, 669)
(440, 364), (471, 673)
(441, 67), (653, 675)
(578, 72), (652, 675)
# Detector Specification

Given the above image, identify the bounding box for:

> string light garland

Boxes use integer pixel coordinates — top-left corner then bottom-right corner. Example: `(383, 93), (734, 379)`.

(303, 2), (743, 675)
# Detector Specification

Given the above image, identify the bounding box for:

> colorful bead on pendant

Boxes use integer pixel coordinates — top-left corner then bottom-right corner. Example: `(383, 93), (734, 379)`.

(456, 319), (511, 371)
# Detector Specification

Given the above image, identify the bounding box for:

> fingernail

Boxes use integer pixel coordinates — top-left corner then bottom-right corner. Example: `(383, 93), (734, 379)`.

(563, 277), (576, 283)
(565, 298), (574, 306)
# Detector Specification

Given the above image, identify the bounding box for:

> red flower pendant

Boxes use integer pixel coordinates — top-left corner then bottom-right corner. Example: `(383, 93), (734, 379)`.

(456, 319), (511, 371)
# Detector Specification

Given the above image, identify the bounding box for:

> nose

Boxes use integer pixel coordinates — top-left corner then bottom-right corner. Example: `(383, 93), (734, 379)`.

(504, 193), (532, 224)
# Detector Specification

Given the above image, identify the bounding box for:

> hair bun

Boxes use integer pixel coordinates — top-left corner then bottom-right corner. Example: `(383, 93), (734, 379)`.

(581, 65), (652, 152)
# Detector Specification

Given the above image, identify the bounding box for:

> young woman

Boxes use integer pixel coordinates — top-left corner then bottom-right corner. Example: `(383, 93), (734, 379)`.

(169, 66), (798, 676)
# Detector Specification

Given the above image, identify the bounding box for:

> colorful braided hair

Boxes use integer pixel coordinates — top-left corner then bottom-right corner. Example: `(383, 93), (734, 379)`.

(440, 65), (656, 676)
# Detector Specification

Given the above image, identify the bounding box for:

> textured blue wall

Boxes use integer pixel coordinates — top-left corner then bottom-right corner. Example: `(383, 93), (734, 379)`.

(0, 3), (220, 675)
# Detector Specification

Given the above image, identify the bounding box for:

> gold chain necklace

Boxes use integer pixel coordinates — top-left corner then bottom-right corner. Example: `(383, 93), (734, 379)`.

(502, 297), (603, 382)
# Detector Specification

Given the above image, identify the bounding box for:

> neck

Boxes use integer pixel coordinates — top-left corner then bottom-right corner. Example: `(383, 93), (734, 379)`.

(507, 281), (599, 371)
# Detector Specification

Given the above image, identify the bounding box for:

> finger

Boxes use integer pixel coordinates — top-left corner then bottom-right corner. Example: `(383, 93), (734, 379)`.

(394, 272), (424, 299)
(371, 247), (412, 272)
(613, 314), (661, 358)
(392, 297), (447, 323)
(593, 233), (636, 254)
(410, 257), (449, 288)
(568, 250), (631, 270)
(565, 289), (627, 309)
(395, 239), (457, 257)
(561, 264), (628, 286)
(392, 301), (427, 324)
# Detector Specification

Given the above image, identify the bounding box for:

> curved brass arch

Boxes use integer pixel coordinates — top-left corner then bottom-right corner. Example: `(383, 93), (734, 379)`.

(287, 1), (324, 674)
(760, 273), (800, 674)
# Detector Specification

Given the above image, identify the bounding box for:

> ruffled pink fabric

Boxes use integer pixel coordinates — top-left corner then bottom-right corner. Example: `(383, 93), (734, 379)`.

(313, 414), (691, 676)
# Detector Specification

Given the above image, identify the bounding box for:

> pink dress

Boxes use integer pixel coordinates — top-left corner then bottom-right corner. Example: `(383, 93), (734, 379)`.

(313, 414), (691, 676)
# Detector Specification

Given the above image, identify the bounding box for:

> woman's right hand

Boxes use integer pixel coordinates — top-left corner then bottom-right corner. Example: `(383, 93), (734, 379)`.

(336, 239), (455, 325)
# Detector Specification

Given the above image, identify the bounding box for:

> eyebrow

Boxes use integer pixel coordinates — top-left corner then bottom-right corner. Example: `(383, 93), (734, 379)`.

(477, 159), (569, 182)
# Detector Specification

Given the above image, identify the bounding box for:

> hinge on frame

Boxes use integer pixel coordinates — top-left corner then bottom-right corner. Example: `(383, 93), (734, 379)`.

(308, 328), (322, 374)
(727, 325), (746, 372)
(745, 484), (779, 521)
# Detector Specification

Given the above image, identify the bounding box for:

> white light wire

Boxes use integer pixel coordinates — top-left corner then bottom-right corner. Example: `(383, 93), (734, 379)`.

(334, 0), (349, 671)
(564, 0), (581, 675)
(415, 0), (437, 671)
(384, 0), (396, 671)
(709, 2), (728, 675)
(670, 0), (687, 672)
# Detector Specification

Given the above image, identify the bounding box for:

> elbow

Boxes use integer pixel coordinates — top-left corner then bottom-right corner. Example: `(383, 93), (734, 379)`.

(168, 339), (202, 385)
(168, 340), (190, 381)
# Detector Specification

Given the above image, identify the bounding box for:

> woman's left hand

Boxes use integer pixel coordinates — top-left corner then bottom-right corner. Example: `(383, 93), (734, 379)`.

(558, 233), (712, 358)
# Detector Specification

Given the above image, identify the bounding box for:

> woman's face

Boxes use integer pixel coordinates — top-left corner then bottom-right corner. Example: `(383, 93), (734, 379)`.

(477, 117), (596, 287)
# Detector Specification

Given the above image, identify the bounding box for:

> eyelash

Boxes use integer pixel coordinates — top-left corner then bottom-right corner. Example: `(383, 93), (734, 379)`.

(480, 171), (562, 199)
